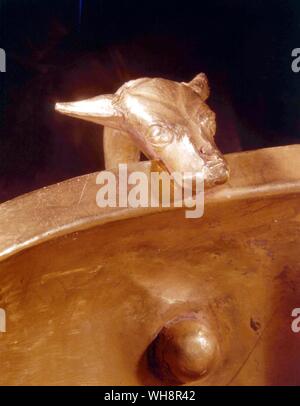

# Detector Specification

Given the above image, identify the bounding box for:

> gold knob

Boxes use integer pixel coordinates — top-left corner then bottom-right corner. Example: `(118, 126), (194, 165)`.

(149, 316), (219, 384)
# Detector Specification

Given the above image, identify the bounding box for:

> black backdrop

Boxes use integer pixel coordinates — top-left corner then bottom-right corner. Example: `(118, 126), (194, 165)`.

(0, 0), (299, 202)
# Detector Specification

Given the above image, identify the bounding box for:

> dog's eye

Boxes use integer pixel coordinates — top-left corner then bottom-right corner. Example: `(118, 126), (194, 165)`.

(147, 125), (174, 148)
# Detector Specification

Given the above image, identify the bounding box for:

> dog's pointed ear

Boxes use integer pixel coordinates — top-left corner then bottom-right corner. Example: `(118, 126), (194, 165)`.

(55, 94), (123, 129)
(185, 73), (210, 101)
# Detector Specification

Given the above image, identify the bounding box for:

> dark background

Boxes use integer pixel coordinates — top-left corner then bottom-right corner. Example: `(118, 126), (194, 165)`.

(0, 0), (299, 202)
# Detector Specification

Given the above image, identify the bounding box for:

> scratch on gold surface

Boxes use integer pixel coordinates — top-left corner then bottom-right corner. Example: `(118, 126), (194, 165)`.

(77, 175), (89, 206)
(41, 264), (103, 283)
